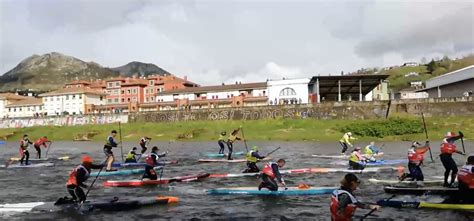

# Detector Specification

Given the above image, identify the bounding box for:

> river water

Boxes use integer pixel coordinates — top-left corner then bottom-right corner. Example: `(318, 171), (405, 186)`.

(0, 140), (473, 220)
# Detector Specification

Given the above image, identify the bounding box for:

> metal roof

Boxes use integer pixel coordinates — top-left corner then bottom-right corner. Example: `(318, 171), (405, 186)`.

(423, 65), (474, 90)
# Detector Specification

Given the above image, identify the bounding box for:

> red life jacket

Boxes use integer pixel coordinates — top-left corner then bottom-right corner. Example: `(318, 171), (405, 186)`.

(145, 153), (158, 166)
(408, 148), (427, 164)
(34, 138), (48, 147)
(262, 162), (276, 179)
(458, 165), (474, 189)
(440, 142), (456, 155)
(66, 165), (89, 186)
(330, 189), (358, 221)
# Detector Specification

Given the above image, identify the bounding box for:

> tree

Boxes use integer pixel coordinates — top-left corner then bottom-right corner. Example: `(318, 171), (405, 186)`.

(427, 59), (438, 74)
(420, 57), (427, 64)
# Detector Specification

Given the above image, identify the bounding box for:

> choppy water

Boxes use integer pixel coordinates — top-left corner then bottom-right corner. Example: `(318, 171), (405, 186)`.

(0, 140), (473, 220)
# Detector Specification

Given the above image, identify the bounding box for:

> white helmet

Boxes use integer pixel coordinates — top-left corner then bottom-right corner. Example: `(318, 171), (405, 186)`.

(347, 132), (352, 136)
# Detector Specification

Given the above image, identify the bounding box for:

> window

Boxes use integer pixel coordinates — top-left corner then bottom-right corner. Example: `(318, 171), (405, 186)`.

(44, 98), (48, 102)
(146, 97), (149, 102)
(121, 90), (125, 94)
(66, 95), (69, 100)
(127, 89), (131, 94)
(108, 82), (113, 88)
(72, 95), (76, 99)
(149, 80), (154, 86)
(8, 108), (10, 112)
(79, 95), (82, 99)
(114, 98), (119, 103)
(14, 108), (16, 112)
(151, 97), (154, 101)
(57, 97), (60, 101)
(100, 96), (103, 101)
(115, 82), (120, 87)
(132, 97), (137, 102)
(132, 89), (137, 94)
(127, 98), (131, 102)
(279, 87), (297, 96)
(122, 98), (125, 103)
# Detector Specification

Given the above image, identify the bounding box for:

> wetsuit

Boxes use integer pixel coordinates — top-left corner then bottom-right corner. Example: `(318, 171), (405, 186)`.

(19, 138), (32, 165)
(66, 163), (102, 203)
(330, 187), (371, 221)
(243, 150), (265, 173)
(104, 135), (118, 157)
(226, 133), (241, 160)
(218, 134), (227, 154)
(33, 137), (49, 159)
(259, 162), (284, 191)
(125, 149), (138, 163)
(142, 152), (166, 180)
(439, 135), (463, 186)
(339, 133), (355, 154)
(348, 150), (365, 170)
(404, 144), (430, 181)
(139, 137), (150, 154)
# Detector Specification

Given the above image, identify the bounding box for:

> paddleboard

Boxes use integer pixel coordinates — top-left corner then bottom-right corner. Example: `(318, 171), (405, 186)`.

(207, 186), (337, 196)
(312, 152), (384, 159)
(90, 166), (163, 177)
(0, 141), (5, 145)
(0, 162), (55, 168)
(331, 159), (407, 166)
(377, 199), (474, 210)
(203, 151), (245, 157)
(112, 160), (178, 168)
(368, 178), (444, 186)
(383, 186), (459, 195)
(198, 157), (271, 163)
(9, 156), (70, 161)
(104, 173), (210, 187)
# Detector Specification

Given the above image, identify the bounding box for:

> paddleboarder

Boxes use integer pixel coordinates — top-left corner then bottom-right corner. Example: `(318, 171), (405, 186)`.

(125, 147), (139, 163)
(363, 142), (381, 161)
(339, 132), (356, 155)
(440, 131), (465, 187)
(142, 146), (167, 180)
(33, 136), (51, 159)
(217, 131), (227, 154)
(104, 130), (119, 172)
(139, 136), (151, 154)
(330, 173), (380, 221)
(348, 147), (366, 170)
(66, 156), (103, 203)
(258, 159), (286, 191)
(19, 134), (33, 165)
(399, 141), (430, 181)
(456, 155), (474, 203)
(227, 128), (243, 160)
(243, 146), (266, 173)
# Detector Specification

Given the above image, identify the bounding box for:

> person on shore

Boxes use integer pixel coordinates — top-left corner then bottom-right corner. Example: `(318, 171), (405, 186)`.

(104, 130), (119, 172)
(142, 146), (168, 180)
(399, 141), (430, 181)
(19, 134), (33, 165)
(258, 159), (286, 191)
(139, 136), (151, 154)
(125, 147), (139, 163)
(243, 146), (266, 173)
(348, 147), (366, 170)
(218, 131), (227, 154)
(363, 142), (381, 161)
(330, 173), (380, 221)
(440, 131), (465, 187)
(226, 128), (243, 160)
(66, 156), (103, 203)
(33, 136), (51, 159)
(339, 132), (356, 155)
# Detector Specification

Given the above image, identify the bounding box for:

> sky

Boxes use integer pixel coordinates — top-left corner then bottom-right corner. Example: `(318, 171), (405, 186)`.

(0, 0), (473, 85)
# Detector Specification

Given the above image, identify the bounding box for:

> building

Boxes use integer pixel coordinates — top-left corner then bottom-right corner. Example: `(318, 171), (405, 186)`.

(0, 93), (30, 118)
(396, 88), (428, 100)
(5, 98), (43, 118)
(144, 74), (198, 104)
(410, 81), (423, 89)
(365, 80), (390, 101)
(418, 65), (474, 98)
(39, 87), (106, 116)
(402, 62), (418, 67)
(404, 72), (419, 77)
(267, 78), (311, 105)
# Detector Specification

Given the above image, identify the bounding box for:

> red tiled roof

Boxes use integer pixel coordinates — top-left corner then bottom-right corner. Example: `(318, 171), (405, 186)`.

(6, 98), (43, 107)
(158, 82), (267, 95)
(38, 87), (106, 97)
(0, 93), (29, 100)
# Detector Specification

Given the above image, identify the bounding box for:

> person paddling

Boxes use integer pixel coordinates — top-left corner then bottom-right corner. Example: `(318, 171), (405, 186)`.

(125, 147), (139, 163)
(142, 146), (167, 180)
(104, 130), (119, 172)
(243, 146), (266, 173)
(339, 132), (356, 155)
(456, 155), (474, 203)
(139, 136), (151, 154)
(33, 136), (51, 159)
(399, 141), (430, 181)
(330, 173), (380, 221)
(19, 134), (33, 165)
(66, 156), (103, 203)
(226, 128), (243, 160)
(258, 159), (286, 191)
(440, 131), (465, 187)
(217, 131), (227, 154)
(363, 142), (380, 161)
(348, 147), (366, 170)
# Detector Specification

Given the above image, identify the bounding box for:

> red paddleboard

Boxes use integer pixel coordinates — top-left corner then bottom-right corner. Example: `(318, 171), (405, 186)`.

(103, 173), (210, 187)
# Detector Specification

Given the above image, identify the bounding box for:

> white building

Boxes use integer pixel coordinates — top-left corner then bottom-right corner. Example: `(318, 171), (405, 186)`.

(267, 78), (311, 105)
(39, 87), (106, 116)
(0, 93), (30, 118)
(397, 88), (429, 99)
(5, 98), (43, 118)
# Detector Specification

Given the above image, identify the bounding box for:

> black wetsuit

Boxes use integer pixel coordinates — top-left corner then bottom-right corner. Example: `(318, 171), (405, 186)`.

(67, 164), (102, 203)
(243, 151), (265, 173)
(19, 139), (33, 165)
(259, 163), (283, 191)
(440, 135), (462, 186)
(142, 152), (166, 180)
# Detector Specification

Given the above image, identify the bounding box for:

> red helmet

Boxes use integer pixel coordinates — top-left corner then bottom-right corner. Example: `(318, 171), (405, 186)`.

(82, 155), (93, 164)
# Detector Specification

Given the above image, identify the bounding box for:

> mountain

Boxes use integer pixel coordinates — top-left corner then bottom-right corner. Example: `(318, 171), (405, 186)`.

(0, 52), (120, 92)
(111, 61), (171, 77)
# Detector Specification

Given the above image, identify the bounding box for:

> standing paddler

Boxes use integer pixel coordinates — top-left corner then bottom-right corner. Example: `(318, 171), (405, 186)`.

(142, 146), (167, 180)
(339, 132), (356, 155)
(258, 159), (286, 191)
(243, 146), (266, 173)
(217, 131), (227, 154)
(330, 173), (380, 221)
(19, 134), (33, 165)
(139, 136), (151, 154)
(348, 147), (366, 170)
(66, 156), (103, 203)
(33, 136), (51, 159)
(104, 130), (119, 172)
(399, 141), (430, 181)
(226, 128), (243, 160)
(363, 142), (381, 161)
(440, 131), (465, 187)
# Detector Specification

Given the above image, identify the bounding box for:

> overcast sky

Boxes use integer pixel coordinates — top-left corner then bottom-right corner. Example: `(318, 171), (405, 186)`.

(1, 0), (473, 85)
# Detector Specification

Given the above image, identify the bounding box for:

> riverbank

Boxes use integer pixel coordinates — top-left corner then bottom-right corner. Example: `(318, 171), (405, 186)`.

(1, 115), (473, 142)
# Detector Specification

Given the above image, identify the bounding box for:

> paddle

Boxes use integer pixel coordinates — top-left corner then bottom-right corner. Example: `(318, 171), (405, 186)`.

(44, 142), (53, 159)
(240, 126), (249, 152)
(360, 195), (395, 221)
(421, 112), (434, 162)
(266, 147), (281, 157)
(78, 166), (103, 211)
(118, 122), (124, 162)
(460, 135), (466, 154)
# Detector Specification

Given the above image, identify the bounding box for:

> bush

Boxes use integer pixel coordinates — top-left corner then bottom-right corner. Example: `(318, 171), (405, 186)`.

(341, 118), (424, 138)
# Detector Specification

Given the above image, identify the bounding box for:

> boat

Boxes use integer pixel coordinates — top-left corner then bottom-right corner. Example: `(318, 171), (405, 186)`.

(0, 162), (55, 168)
(377, 199), (474, 210)
(312, 152), (384, 159)
(198, 157), (271, 163)
(207, 186), (337, 196)
(331, 159), (407, 166)
(112, 160), (178, 168)
(103, 173), (210, 187)
(368, 178), (444, 186)
(383, 186), (459, 195)
(0, 196), (179, 213)
(203, 151), (244, 157)
(9, 156), (70, 161)
(90, 166), (163, 177)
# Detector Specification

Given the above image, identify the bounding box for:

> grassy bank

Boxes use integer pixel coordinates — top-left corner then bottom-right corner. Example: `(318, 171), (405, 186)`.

(1, 115), (473, 142)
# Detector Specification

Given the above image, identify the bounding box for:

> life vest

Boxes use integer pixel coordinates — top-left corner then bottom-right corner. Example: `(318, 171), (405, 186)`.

(140, 137), (148, 145)
(228, 134), (238, 143)
(126, 150), (136, 160)
(330, 189), (358, 221)
(66, 165), (89, 186)
(364, 145), (373, 156)
(339, 133), (353, 145)
(408, 148), (424, 164)
(246, 151), (258, 163)
(440, 142), (457, 155)
(458, 165), (474, 189)
(262, 162), (276, 179)
(218, 134), (226, 141)
(145, 153), (158, 166)
(34, 138), (48, 147)
(349, 151), (363, 163)
(19, 139), (29, 151)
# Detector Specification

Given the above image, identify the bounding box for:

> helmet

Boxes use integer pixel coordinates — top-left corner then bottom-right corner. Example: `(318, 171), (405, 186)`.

(411, 141), (421, 147)
(354, 147), (361, 151)
(347, 132), (352, 136)
(82, 155), (93, 164)
(251, 146), (258, 151)
(467, 155), (474, 164)
(111, 130), (117, 134)
(445, 131), (456, 138)
(151, 146), (159, 152)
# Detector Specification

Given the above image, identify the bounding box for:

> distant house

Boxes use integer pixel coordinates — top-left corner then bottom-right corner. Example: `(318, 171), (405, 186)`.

(39, 87), (106, 116)
(0, 93), (30, 118)
(396, 88), (428, 100)
(410, 81), (423, 89)
(417, 65), (474, 98)
(404, 72), (419, 77)
(5, 98), (43, 118)
(402, 62), (418, 67)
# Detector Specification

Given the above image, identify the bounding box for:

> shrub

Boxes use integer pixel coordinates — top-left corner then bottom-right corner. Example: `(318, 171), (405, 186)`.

(341, 118), (424, 138)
